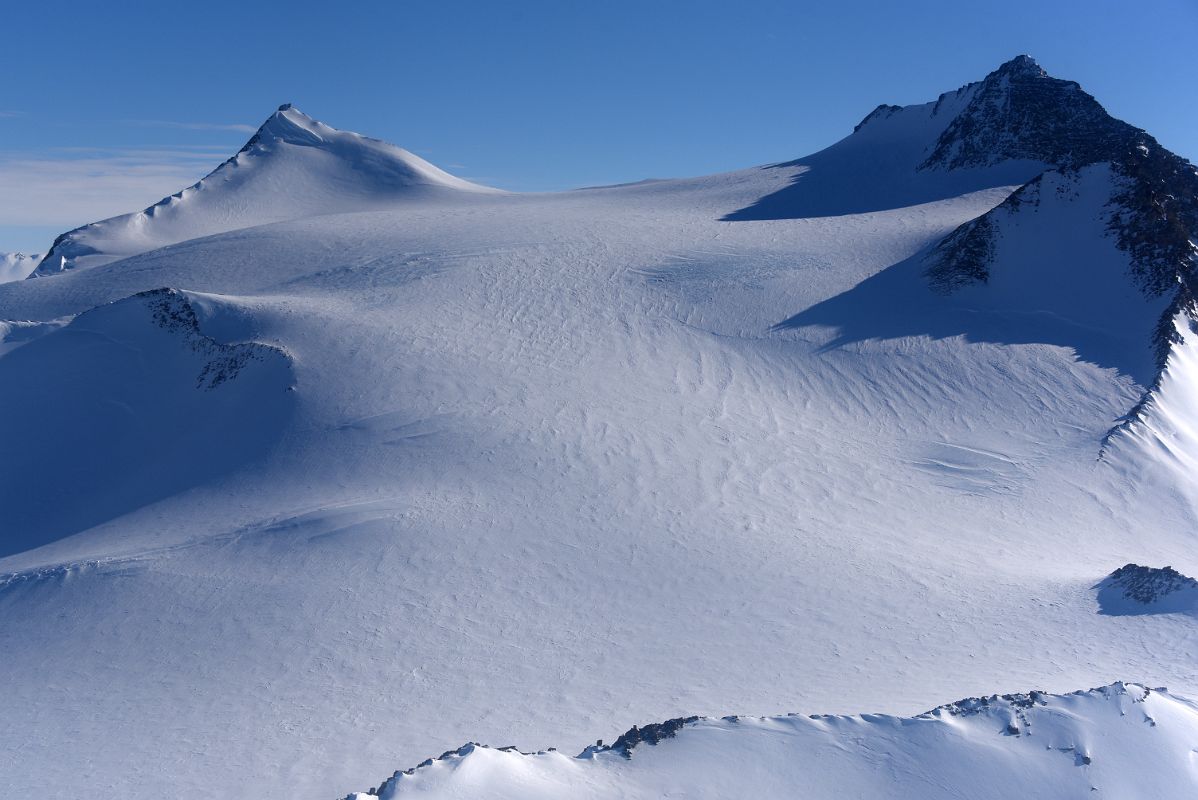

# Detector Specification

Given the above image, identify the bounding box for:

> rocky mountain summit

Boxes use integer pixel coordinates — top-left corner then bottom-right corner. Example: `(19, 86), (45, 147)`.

(921, 55), (1144, 171)
(924, 57), (1198, 427)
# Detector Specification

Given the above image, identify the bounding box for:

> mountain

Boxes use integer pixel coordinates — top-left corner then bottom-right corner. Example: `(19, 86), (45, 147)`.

(923, 61), (1198, 434)
(31, 105), (498, 275)
(2, 59), (1197, 800)
(725, 55), (1157, 220)
(341, 684), (1198, 800)
(920, 54), (1144, 170)
(0, 250), (41, 283)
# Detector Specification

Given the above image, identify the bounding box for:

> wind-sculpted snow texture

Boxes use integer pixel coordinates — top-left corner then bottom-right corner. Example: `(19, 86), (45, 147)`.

(2, 58), (1198, 800)
(339, 684), (1198, 800)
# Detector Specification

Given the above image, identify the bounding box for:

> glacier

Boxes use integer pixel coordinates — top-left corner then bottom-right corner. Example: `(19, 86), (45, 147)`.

(1, 56), (1196, 800)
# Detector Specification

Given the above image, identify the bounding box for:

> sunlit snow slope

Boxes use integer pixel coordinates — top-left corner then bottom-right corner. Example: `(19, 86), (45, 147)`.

(31, 105), (498, 275)
(2, 57), (1197, 800)
(342, 684), (1198, 800)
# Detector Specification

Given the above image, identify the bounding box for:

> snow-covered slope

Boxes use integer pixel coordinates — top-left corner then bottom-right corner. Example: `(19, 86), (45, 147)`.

(925, 106), (1198, 460)
(1104, 314), (1198, 498)
(341, 684), (1198, 800)
(1, 58), (1197, 800)
(0, 288), (294, 557)
(0, 250), (41, 282)
(31, 105), (498, 275)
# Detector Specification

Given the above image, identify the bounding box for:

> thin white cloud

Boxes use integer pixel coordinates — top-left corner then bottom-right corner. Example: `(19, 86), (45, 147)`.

(46, 145), (233, 160)
(0, 111), (25, 119)
(128, 119), (258, 133)
(0, 148), (224, 227)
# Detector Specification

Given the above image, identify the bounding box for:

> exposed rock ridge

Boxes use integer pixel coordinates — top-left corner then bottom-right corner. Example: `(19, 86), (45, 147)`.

(1108, 145), (1198, 370)
(924, 175), (1041, 291)
(1100, 564), (1198, 606)
(921, 55), (1142, 171)
(126, 288), (287, 389)
(336, 683), (1166, 799)
(920, 58), (1198, 438)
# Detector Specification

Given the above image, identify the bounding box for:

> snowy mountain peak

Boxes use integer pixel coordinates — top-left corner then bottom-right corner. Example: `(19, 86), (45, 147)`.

(918, 56), (1198, 458)
(921, 54), (1139, 171)
(220, 103), (496, 193)
(31, 105), (498, 276)
(247, 104), (330, 147)
(992, 53), (1046, 79)
(727, 54), (1135, 221)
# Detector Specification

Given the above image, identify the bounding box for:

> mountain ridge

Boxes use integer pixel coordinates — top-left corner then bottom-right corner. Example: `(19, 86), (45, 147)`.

(3, 56), (1198, 800)
(339, 683), (1198, 800)
(32, 105), (498, 277)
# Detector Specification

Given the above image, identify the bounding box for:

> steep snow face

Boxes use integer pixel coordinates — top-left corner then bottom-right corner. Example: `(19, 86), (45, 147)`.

(0, 251), (41, 283)
(32, 105), (498, 275)
(341, 684), (1198, 800)
(926, 138), (1198, 431)
(924, 164), (1171, 384)
(1104, 315), (1198, 501)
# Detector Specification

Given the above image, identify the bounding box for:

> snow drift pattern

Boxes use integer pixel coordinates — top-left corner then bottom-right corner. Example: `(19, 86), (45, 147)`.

(2, 56), (1197, 800)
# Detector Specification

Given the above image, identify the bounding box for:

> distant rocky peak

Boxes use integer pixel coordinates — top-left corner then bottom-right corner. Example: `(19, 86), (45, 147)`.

(921, 54), (1141, 171)
(992, 54), (1046, 80)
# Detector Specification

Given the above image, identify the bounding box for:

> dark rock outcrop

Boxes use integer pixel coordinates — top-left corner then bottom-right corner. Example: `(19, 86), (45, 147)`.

(1096, 564), (1198, 615)
(921, 55), (1143, 172)
(604, 715), (701, 758)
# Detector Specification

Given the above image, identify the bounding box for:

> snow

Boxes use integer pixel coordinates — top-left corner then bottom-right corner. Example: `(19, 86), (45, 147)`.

(31, 105), (498, 276)
(935, 164), (1170, 384)
(342, 684), (1198, 800)
(0, 288), (294, 557)
(1105, 313), (1198, 499)
(2, 66), (1197, 800)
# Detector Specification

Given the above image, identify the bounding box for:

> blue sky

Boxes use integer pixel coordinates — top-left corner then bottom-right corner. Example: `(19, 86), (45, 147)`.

(2, 0), (1195, 253)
